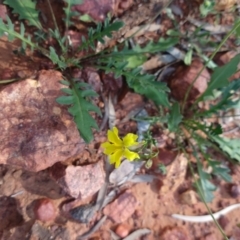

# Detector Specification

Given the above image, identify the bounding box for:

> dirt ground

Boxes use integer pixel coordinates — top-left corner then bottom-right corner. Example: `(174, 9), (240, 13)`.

(1, 0), (240, 240)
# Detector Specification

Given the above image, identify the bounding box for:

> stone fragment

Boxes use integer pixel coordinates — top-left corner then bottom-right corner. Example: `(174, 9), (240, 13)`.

(169, 59), (209, 102)
(52, 161), (105, 199)
(34, 198), (56, 222)
(0, 196), (24, 231)
(160, 154), (188, 195)
(229, 184), (240, 198)
(103, 191), (137, 223)
(0, 70), (85, 171)
(115, 223), (131, 238)
(179, 190), (198, 205)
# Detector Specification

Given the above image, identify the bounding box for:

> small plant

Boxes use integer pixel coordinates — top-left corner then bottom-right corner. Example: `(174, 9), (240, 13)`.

(0, 0), (177, 143)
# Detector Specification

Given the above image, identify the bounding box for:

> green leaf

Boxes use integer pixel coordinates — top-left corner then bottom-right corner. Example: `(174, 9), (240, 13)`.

(0, 16), (35, 49)
(56, 79), (101, 143)
(125, 55), (147, 68)
(208, 160), (232, 182)
(200, 79), (240, 117)
(126, 72), (170, 107)
(78, 18), (124, 51)
(184, 48), (193, 65)
(168, 102), (182, 132)
(197, 54), (240, 101)
(211, 136), (240, 161)
(133, 37), (178, 54)
(56, 96), (74, 105)
(49, 47), (66, 69)
(234, 19), (240, 37)
(4, 0), (42, 29)
(195, 161), (216, 202)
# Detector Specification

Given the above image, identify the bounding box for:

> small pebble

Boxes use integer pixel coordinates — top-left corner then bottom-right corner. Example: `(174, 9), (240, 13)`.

(230, 184), (240, 198)
(34, 198), (56, 222)
(115, 223), (131, 238)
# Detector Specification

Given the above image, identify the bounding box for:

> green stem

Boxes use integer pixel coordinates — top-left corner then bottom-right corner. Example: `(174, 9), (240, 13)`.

(182, 20), (240, 113)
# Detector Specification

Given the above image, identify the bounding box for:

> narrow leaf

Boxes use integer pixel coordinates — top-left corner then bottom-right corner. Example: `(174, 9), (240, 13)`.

(4, 0), (42, 29)
(168, 102), (182, 132)
(198, 54), (240, 101)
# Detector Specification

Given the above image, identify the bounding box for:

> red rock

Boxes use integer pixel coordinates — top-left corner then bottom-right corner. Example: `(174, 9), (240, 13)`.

(0, 70), (85, 171)
(115, 223), (131, 238)
(0, 196), (23, 230)
(52, 161), (105, 199)
(160, 227), (190, 240)
(103, 190), (137, 223)
(34, 198), (56, 222)
(169, 59), (210, 102)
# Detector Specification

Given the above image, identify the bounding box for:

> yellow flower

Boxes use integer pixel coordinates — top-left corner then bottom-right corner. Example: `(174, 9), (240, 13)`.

(101, 127), (140, 168)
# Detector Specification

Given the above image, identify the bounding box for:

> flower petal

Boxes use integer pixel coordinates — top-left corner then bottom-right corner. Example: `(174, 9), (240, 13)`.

(101, 142), (119, 155)
(115, 158), (121, 168)
(108, 127), (122, 146)
(109, 149), (123, 165)
(123, 133), (138, 147)
(124, 148), (140, 161)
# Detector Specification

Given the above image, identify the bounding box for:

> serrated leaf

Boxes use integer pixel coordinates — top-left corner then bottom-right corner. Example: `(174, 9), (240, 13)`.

(49, 47), (66, 69)
(208, 160), (232, 182)
(133, 37), (178, 54)
(198, 54), (240, 102)
(4, 0), (42, 29)
(57, 79), (101, 143)
(212, 136), (240, 161)
(126, 73), (170, 107)
(200, 79), (240, 117)
(168, 102), (182, 132)
(195, 162), (216, 202)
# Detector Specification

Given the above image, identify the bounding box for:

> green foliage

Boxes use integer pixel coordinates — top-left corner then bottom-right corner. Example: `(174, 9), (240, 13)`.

(208, 159), (232, 182)
(195, 167), (216, 202)
(0, 16), (35, 50)
(211, 136), (240, 162)
(79, 19), (124, 51)
(56, 80), (101, 143)
(63, 0), (83, 30)
(197, 54), (240, 102)
(49, 47), (67, 70)
(199, 79), (240, 117)
(199, 0), (215, 17)
(4, 0), (42, 29)
(167, 102), (182, 132)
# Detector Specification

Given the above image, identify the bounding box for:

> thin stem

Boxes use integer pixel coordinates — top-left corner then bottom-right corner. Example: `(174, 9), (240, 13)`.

(182, 20), (240, 113)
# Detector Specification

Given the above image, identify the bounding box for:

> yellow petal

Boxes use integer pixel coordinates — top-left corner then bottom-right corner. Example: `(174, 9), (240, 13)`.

(115, 159), (121, 168)
(101, 142), (119, 155)
(124, 148), (140, 161)
(108, 127), (122, 146)
(123, 133), (138, 147)
(109, 149), (123, 165)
